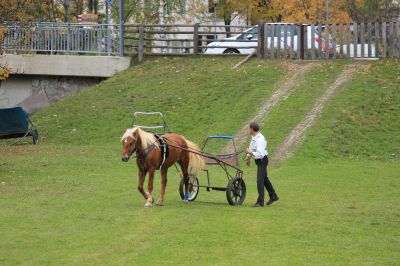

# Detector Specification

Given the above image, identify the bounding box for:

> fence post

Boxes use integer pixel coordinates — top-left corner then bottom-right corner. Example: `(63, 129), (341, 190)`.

(382, 22), (386, 58)
(354, 22), (358, 58)
(360, 22), (365, 57)
(375, 22), (379, 58)
(300, 24), (305, 59)
(138, 24), (144, 62)
(389, 22), (394, 58)
(325, 23), (329, 59)
(332, 24), (336, 59)
(257, 20), (265, 59)
(397, 22), (400, 58)
(13, 24), (17, 55)
(193, 23), (199, 55)
(98, 24), (102, 55)
(51, 23), (55, 55)
(367, 22), (372, 57)
(119, 0), (125, 57)
(339, 23), (343, 58)
(67, 22), (71, 54)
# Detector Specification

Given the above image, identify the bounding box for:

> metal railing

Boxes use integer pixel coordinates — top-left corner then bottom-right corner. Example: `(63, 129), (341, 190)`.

(1, 23), (121, 56)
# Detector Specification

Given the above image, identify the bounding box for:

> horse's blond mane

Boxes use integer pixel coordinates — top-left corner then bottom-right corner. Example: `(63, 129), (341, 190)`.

(121, 127), (159, 150)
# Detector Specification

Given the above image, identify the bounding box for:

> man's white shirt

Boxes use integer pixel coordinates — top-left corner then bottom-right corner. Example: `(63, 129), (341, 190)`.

(249, 132), (268, 159)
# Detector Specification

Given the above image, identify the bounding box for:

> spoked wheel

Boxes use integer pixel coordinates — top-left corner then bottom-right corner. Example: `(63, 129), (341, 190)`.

(179, 175), (199, 202)
(32, 129), (39, 145)
(226, 177), (246, 206)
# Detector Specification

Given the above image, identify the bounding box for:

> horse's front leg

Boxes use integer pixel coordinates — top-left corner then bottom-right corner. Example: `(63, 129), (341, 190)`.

(156, 168), (168, 206)
(137, 169), (148, 200)
(144, 169), (155, 208)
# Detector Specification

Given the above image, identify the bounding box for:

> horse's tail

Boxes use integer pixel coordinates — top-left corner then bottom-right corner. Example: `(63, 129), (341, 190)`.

(184, 139), (205, 175)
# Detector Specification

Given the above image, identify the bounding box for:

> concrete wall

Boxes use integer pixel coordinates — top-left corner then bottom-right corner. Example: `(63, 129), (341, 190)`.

(0, 75), (102, 113)
(0, 54), (131, 78)
(0, 54), (131, 113)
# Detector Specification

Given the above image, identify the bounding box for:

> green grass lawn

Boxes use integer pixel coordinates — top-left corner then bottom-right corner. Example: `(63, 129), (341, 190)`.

(1, 58), (399, 265)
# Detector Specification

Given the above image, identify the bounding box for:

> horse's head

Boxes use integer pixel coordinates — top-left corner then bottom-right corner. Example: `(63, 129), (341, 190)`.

(121, 128), (138, 162)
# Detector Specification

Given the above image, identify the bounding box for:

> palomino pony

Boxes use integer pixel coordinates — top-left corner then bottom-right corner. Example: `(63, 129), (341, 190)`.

(121, 127), (204, 207)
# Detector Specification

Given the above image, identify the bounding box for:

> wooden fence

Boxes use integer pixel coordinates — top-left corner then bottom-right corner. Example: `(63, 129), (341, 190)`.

(258, 21), (400, 60)
(125, 22), (400, 61)
(123, 24), (257, 61)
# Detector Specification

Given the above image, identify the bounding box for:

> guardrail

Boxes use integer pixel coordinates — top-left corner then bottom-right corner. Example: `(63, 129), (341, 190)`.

(0, 23), (121, 56)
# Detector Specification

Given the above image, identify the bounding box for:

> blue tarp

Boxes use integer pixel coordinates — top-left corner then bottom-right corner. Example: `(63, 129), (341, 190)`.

(0, 107), (29, 137)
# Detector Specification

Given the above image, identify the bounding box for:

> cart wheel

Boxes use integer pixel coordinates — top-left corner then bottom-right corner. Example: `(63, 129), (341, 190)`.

(179, 175), (199, 202)
(33, 129), (39, 145)
(226, 177), (246, 206)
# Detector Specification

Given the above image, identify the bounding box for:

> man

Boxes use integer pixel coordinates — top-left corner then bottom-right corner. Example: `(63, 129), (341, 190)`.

(245, 122), (279, 207)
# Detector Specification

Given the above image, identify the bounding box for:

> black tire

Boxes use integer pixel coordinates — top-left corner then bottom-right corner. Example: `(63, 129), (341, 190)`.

(32, 129), (39, 145)
(226, 177), (246, 206)
(179, 175), (199, 202)
(223, 48), (240, 54)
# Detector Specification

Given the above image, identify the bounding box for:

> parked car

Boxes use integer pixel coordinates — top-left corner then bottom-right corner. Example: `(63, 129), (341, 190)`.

(204, 24), (334, 55)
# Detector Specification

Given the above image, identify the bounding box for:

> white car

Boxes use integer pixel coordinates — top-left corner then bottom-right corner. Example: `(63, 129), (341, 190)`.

(204, 24), (333, 55)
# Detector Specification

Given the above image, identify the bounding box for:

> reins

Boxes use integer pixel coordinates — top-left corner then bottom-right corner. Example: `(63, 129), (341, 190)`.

(125, 133), (244, 171)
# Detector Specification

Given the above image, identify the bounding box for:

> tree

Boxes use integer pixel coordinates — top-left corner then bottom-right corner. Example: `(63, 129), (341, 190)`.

(111, 0), (186, 24)
(278, 0), (352, 24)
(88, 0), (99, 14)
(0, 29), (11, 81)
(345, 0), (400, 22)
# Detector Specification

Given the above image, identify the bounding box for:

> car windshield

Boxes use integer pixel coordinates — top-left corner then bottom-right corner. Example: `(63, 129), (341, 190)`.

(265, 25), (298, 37)
(236, 27), (258, 40)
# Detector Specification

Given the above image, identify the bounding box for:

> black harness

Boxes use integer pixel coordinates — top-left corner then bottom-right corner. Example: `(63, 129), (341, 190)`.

(133, 134), (168, 170)
(154, 134), (169, 169)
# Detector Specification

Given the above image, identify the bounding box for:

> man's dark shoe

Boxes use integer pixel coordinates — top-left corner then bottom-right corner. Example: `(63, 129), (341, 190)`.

(266, 196), (279, 206)
(252, 202), (264, 207)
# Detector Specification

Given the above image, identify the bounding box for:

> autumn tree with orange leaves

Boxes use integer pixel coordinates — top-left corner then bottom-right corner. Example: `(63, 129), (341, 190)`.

(219, 0), (352, 25)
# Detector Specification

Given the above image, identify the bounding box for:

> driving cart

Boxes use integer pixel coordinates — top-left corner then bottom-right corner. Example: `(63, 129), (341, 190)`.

(178, 135), (246, 206)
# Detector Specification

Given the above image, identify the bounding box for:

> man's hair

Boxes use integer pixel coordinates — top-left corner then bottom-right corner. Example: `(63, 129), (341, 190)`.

(249, 122), (259, 132)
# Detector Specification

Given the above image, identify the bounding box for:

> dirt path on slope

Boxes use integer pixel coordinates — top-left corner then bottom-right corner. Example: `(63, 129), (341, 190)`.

(222, 62), (319, 153)
(272, 63), (369, 164)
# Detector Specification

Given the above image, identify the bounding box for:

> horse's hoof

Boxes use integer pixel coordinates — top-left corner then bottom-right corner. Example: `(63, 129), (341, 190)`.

(156, 199), (164, 206)
(144, 202), (153, 208)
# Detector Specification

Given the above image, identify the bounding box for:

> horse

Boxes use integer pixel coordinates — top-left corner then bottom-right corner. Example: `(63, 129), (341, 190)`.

(121, 127), (204, 207)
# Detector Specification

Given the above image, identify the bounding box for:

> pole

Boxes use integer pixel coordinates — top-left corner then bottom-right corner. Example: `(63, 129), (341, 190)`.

(326, 0), (329, 25)
(214, 2), (217, 41)
(119, 0), (124, 57)
(66, 0), (70, 22)
(106, 1), (111, 55)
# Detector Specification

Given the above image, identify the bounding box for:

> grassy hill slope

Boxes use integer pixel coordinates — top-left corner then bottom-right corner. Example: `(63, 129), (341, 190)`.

(33, 57), (287, 150)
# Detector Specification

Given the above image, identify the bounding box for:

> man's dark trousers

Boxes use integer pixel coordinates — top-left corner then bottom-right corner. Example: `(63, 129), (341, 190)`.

(255, 156), (277, 205)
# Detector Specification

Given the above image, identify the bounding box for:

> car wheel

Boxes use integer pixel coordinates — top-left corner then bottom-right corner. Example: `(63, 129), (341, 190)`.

(223, 48), (240, 54)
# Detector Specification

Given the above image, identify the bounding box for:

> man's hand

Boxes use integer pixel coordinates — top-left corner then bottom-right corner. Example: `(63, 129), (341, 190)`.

(245, 148), (252, 155)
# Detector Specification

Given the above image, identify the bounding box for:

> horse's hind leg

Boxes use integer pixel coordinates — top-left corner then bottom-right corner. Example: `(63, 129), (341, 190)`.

(156, 168), (168, 206)
(178, 159), (190, 203)
(145, 169), (155, 208)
